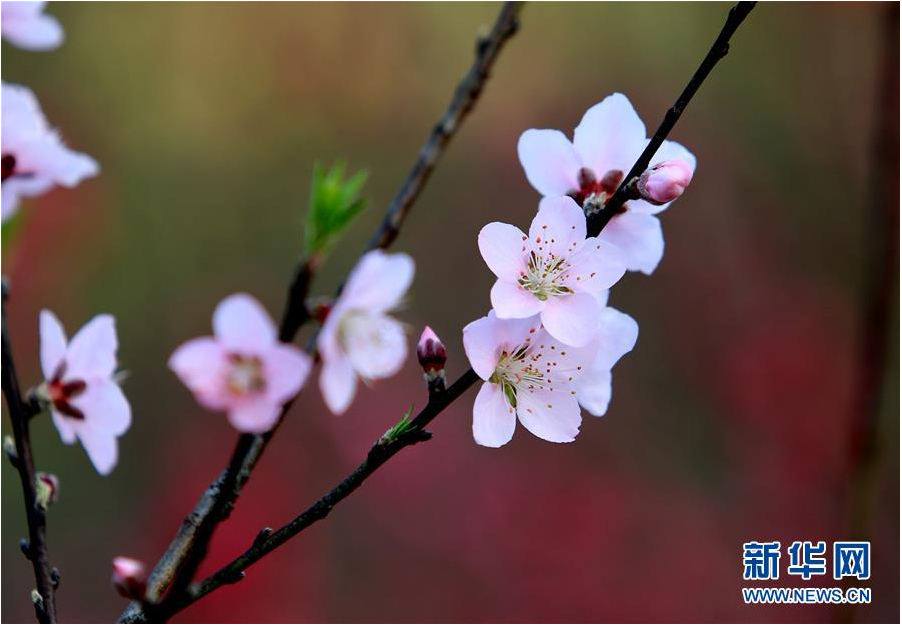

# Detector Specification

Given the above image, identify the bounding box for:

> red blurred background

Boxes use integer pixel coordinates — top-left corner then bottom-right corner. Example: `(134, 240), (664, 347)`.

(2, 2), (898, 622)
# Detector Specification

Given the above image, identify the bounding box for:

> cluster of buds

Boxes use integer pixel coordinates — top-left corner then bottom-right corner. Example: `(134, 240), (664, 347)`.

(111, 557), (147, 600)
(416, 327), (447, 394)
(636, 160), (694, 205)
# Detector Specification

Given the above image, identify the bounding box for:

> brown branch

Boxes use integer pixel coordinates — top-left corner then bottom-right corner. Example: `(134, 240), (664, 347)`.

(142, 1), (757, 615)
(2, 281), (59, 623)
(837, 3), (899, 622)
(119, 3), (523, 623)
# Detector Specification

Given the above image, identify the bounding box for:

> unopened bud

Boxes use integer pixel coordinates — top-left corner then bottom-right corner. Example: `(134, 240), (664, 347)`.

(637, 160), (693, 205)
(35, 473), (59, 509)
(112, 557), (147, 600)
(4, 435), (18, 465)
(417, 326), (447, 393)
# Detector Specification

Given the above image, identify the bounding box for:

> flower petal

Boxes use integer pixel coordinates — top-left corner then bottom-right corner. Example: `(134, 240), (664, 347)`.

(597, 211), (665, 275)
(529, 196), (587, 258)
(70, 379), (132, 437)
(213, 293), (277, 354)
(340, 250), (415, 313)
(227, 396), (282, 434)
(595, 307), (639, 370)
(39, 309), (67, 380)
(343, 313), (407, 380)
(472, 382), (516, 448)
(66, 314), (117, 379)
(0, 2), (64, 51)
(319, 353), (358, 415)
(51, 409), (77, 445)
(78, 427), (118, 475)
(539, 291), (600, 347)
(516, 389), (582, 443)
(168, 337), (230, 410)
(490, 280), (544, 319)
(462, 313), (504, 380)
(566, 237), (627, 295)
(264, 343), (313, 405)
(478, 222), (527, 282)
(573, 367), (614, 417)
(573, 93), (647, 175)
(517, 129), (582, 197)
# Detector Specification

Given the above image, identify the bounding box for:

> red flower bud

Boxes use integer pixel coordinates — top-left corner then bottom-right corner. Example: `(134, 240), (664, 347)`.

(112, 557), (147, 600)
(417, 326), (446, 374)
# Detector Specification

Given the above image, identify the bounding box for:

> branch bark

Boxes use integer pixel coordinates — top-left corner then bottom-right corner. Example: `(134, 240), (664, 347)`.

(2, 281), (58, 624)
(119, 3), (523, 622)
(135, 1), (757, 617)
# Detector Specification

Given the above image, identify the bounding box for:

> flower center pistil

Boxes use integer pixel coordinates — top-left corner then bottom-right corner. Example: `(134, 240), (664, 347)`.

(226, 353), (266, 396)
(490, 344), (548, 408)
(45, 363), (87, 420)
(568, 167), (625, 211)
(518, 250), (572, 301)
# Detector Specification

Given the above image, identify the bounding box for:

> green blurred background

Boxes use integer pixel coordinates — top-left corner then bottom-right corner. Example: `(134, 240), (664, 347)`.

(2, 2), (898, 622)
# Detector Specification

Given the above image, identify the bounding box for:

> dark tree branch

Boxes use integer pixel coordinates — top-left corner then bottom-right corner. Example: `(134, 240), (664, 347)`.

(119, 3), (523, 623)
(586, 0), (756, 236)
(132, 1), (756, 617)
(2, 281), (58, 623)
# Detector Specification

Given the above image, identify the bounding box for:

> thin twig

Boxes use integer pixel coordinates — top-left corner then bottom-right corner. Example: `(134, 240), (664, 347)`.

(837, 4), (899, 622)
(586, 0), (756, 236)
(149, 1), (757, 615)
(119, 4), (523, 623)
(2, 281), (58, 623)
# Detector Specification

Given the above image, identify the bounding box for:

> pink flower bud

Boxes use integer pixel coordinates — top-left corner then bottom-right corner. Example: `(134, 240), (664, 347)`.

(112, 557), (147, 600)
(35, 472), (59, 509)
(417, 326), (447, 374)
(637, 160), (693, 205)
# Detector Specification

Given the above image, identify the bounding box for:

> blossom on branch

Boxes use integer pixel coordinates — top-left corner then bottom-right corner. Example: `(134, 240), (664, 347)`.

(1, 82), (99, 222)
(169, 294), (312, 434)
(517, 93), (696, 274)
(463, 311), (597, 447)
(478, 196), (625, 347)
(572, 291), (639, 417)
(0, 1), (63, 51)
(39, 310), (131, 475)
(318, 249), (414, 415)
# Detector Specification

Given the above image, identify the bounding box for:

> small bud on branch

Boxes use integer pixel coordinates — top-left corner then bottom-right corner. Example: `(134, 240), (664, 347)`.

(636, 160), (694, 205)
(112, 557), (148, 601)
(417, 326), (447, 395)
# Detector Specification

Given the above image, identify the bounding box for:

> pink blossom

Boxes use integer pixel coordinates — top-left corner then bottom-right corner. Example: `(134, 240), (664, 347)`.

(39, 310), (130, 475)
(111, 556), (147, 599)
(463, 311), (597, 447)
(318, 250), (414, 415)
(169, 294), (312, 434)
(478, 196), (625, 347)
(572, 291), (639, 417)
(637, 160), (694, 205)
(1, 82), (99, 222)
(517, 93), (696, 275)
(0, 1), (63, 51)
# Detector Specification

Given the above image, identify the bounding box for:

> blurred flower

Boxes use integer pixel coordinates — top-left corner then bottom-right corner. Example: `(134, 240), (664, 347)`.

(462, 310), (596, 447)
(478, 196), (624, 347)
(0, 1), (63, 51)
(39, 310), (130, 475)
(517, 93), (696, 274)
(637, 160), (694, 205)
(169, 294), (312, 434)
(1, 82), (99, 223)
(572, 291), (639, 416)
(111, 556), (147, 600)
(318, 250), (414, 415)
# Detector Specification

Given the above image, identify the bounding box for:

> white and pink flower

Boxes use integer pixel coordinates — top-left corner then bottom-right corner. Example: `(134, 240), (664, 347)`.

(318, 249), (414, 415)
(463, 311), (596, 447)
(572, 291), (639, 417)
(1, 82), (99, 222)
(39, 310), (131, 475)
(517, 93), (696, 275)
(169, 294), (312, 434)
(0, 1), (63, 51)
(478, 195), (625, 347)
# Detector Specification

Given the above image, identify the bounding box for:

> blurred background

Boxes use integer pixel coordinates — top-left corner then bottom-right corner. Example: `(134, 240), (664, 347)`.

(2, 2), (898, 622)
